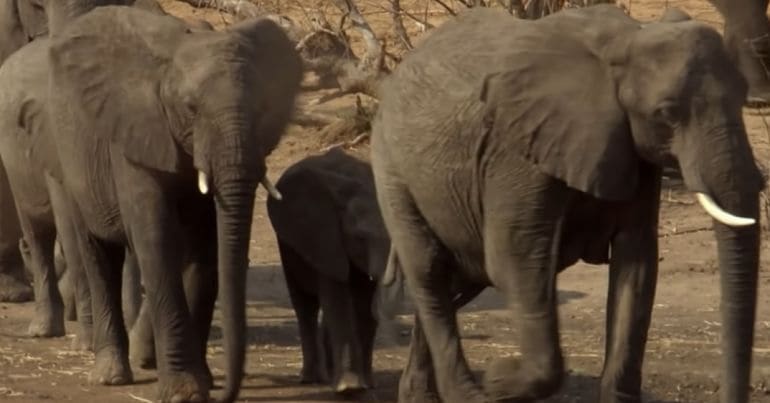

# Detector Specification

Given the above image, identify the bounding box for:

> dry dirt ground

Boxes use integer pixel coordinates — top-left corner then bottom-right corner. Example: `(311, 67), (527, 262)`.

(6, 0), (770, 402)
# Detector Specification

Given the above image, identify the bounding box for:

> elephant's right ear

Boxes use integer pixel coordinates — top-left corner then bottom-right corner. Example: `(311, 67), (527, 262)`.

(48, 7), (186, 173)
(479, 51), (639, 201)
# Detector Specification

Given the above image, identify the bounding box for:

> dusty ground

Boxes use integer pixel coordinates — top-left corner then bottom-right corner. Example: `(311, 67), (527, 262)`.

(6, 0), (770, 402)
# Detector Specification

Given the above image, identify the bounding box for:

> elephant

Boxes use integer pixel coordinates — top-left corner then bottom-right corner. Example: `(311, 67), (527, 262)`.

(707, 0), (770, 106)
(371, 5), (762, 403)
(266, 148), (400, 393)
(0, 0), (48, 303)
(0, 0), (158, 339)
(45, 5), (302, 402)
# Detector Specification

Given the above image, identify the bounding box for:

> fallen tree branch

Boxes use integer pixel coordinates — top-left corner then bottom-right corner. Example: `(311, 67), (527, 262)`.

(320, 132), (371, 152)
(176, 0), (262, 20)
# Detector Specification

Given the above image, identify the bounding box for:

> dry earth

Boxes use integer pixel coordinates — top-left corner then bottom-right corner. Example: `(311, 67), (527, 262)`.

(5, 0), (770, 402)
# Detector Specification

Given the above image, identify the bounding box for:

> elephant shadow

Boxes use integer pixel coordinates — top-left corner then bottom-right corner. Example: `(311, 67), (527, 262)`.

(222, 370), (677, 402)
(226, 265), (588, 347)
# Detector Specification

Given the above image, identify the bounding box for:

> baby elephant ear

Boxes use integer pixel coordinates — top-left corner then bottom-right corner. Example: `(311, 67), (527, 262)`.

(48, 7), (185, 173)
(480, 55), (639, 201)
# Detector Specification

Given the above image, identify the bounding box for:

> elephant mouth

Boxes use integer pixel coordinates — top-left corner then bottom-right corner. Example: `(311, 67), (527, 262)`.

(695, 192), (756, 227)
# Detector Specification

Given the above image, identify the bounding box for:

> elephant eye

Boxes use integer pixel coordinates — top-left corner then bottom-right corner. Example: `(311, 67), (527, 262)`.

(652, 102), (682, 127)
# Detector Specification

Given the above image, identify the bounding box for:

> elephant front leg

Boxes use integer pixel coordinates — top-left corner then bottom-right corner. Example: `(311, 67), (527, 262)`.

(598, 230), (657, 403)
(47, 177), (93, 351)
(599, 177), (660, 403)
(319, 278), (369, 394)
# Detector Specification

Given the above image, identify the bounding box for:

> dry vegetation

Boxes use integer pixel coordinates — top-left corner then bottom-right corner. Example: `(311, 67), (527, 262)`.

(7, 1), (770, 402)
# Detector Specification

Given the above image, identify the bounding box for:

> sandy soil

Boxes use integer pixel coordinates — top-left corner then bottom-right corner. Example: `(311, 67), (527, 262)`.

(5, 0), (770, 402)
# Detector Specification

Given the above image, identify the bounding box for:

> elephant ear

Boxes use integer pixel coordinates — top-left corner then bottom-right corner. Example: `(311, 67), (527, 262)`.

(48, 7), (187, 173)
(480, 39), (639, 200)
(267, 168), (351, 283)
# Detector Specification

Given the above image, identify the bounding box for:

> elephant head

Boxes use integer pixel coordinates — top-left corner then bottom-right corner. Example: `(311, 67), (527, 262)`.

(48, 7), (303, 401)
(480, 5), (761, 401)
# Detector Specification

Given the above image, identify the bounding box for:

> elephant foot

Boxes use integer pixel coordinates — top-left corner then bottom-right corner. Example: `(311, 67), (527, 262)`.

(334, 371), (368, 394)
(27, 304), (65, 337)
(70, 323), (93, 351)
(89, 346), (133, 385)
(599, 386), (642, 403)
(0, 273), (33, 302)
(483, 357), (563, 402)
(398, 371), (441, 403)
(299, 362), (329, 384)
(157, 371), (209, 403)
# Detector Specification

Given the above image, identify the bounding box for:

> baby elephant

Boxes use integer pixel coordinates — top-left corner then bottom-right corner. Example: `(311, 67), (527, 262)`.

(267, 148), (393, 394)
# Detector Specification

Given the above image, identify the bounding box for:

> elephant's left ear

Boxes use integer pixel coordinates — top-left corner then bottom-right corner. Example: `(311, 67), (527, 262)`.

(479, 53), (639, 201)
(48, 7), (185, 173)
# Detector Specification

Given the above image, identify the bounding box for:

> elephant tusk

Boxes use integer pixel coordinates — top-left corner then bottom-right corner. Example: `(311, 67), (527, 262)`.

(198, 171), (209, 194)
(262, 177), (282, 200)
(695, 193), (755, 227)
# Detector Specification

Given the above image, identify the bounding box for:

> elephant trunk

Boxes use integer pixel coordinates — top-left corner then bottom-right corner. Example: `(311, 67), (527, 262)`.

(714, 194), (760, 403)
(214, 176), (257, 403)
(678, 124), (763, 402)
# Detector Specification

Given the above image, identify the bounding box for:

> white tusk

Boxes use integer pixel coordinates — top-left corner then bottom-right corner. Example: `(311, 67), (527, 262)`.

(198, 171), (209, 194)
(695, 193), (755, 227)
(261, 177), (282, 200)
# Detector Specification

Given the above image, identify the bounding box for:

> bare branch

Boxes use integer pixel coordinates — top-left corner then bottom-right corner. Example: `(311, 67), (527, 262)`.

(389, 0), (413, 50)
(433, 0), (458, 16)
(176, 0), (261, 20)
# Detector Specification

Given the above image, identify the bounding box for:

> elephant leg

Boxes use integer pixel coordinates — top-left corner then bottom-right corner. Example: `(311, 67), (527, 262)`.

(709, 0), (770, 104)
(128, 300), (156, 369)
(278, 240), (325, 384)
(378, 189), (483, 402)
(318, 276), (368, 393)
(54, 240), (77, 322)
(16, 215), (64, 338)
(398, 285), (485, 403)
(47, 176), (92, 351)
(121, 249), (142, 331)
(481, 175), (568, 402)
(352, 273), (377, 387)
(118, 171), (207, 402)
(598, 178), (660, 403)
(0, 161), (31, 303)
(181, 202), (217, 390)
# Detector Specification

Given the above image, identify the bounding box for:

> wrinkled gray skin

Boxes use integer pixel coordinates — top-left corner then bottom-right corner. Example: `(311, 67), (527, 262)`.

(46, 6), (302, 402)
(0, 0), (158, 340)
(266, 149), (400, 394)
(0, 0), (47, 303)
(372, 6), (762, 403)
(708, 0), (770, 105)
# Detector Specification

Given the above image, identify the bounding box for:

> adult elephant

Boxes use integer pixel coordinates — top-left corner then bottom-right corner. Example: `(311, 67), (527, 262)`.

(267, 148), (401, 393)
(46, 6), (302, 402)
(0, 0), (48, 302)
(372, 5), (762, 403)
(0, 0), (167, 342)
(708, 0), (770, 105)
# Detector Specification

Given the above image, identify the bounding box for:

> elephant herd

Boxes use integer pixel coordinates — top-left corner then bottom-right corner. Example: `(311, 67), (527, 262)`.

(0, 1), (769, 403)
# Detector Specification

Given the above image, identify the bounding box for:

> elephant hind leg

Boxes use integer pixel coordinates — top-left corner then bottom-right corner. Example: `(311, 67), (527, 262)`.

(278, 240), (325, 384)
(375, 183), (483, 403)
(16, 215), (64, 338)
(47, 176), (93, 351)
(317, 275), (368, 394)
(351, 271), (377, 387)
